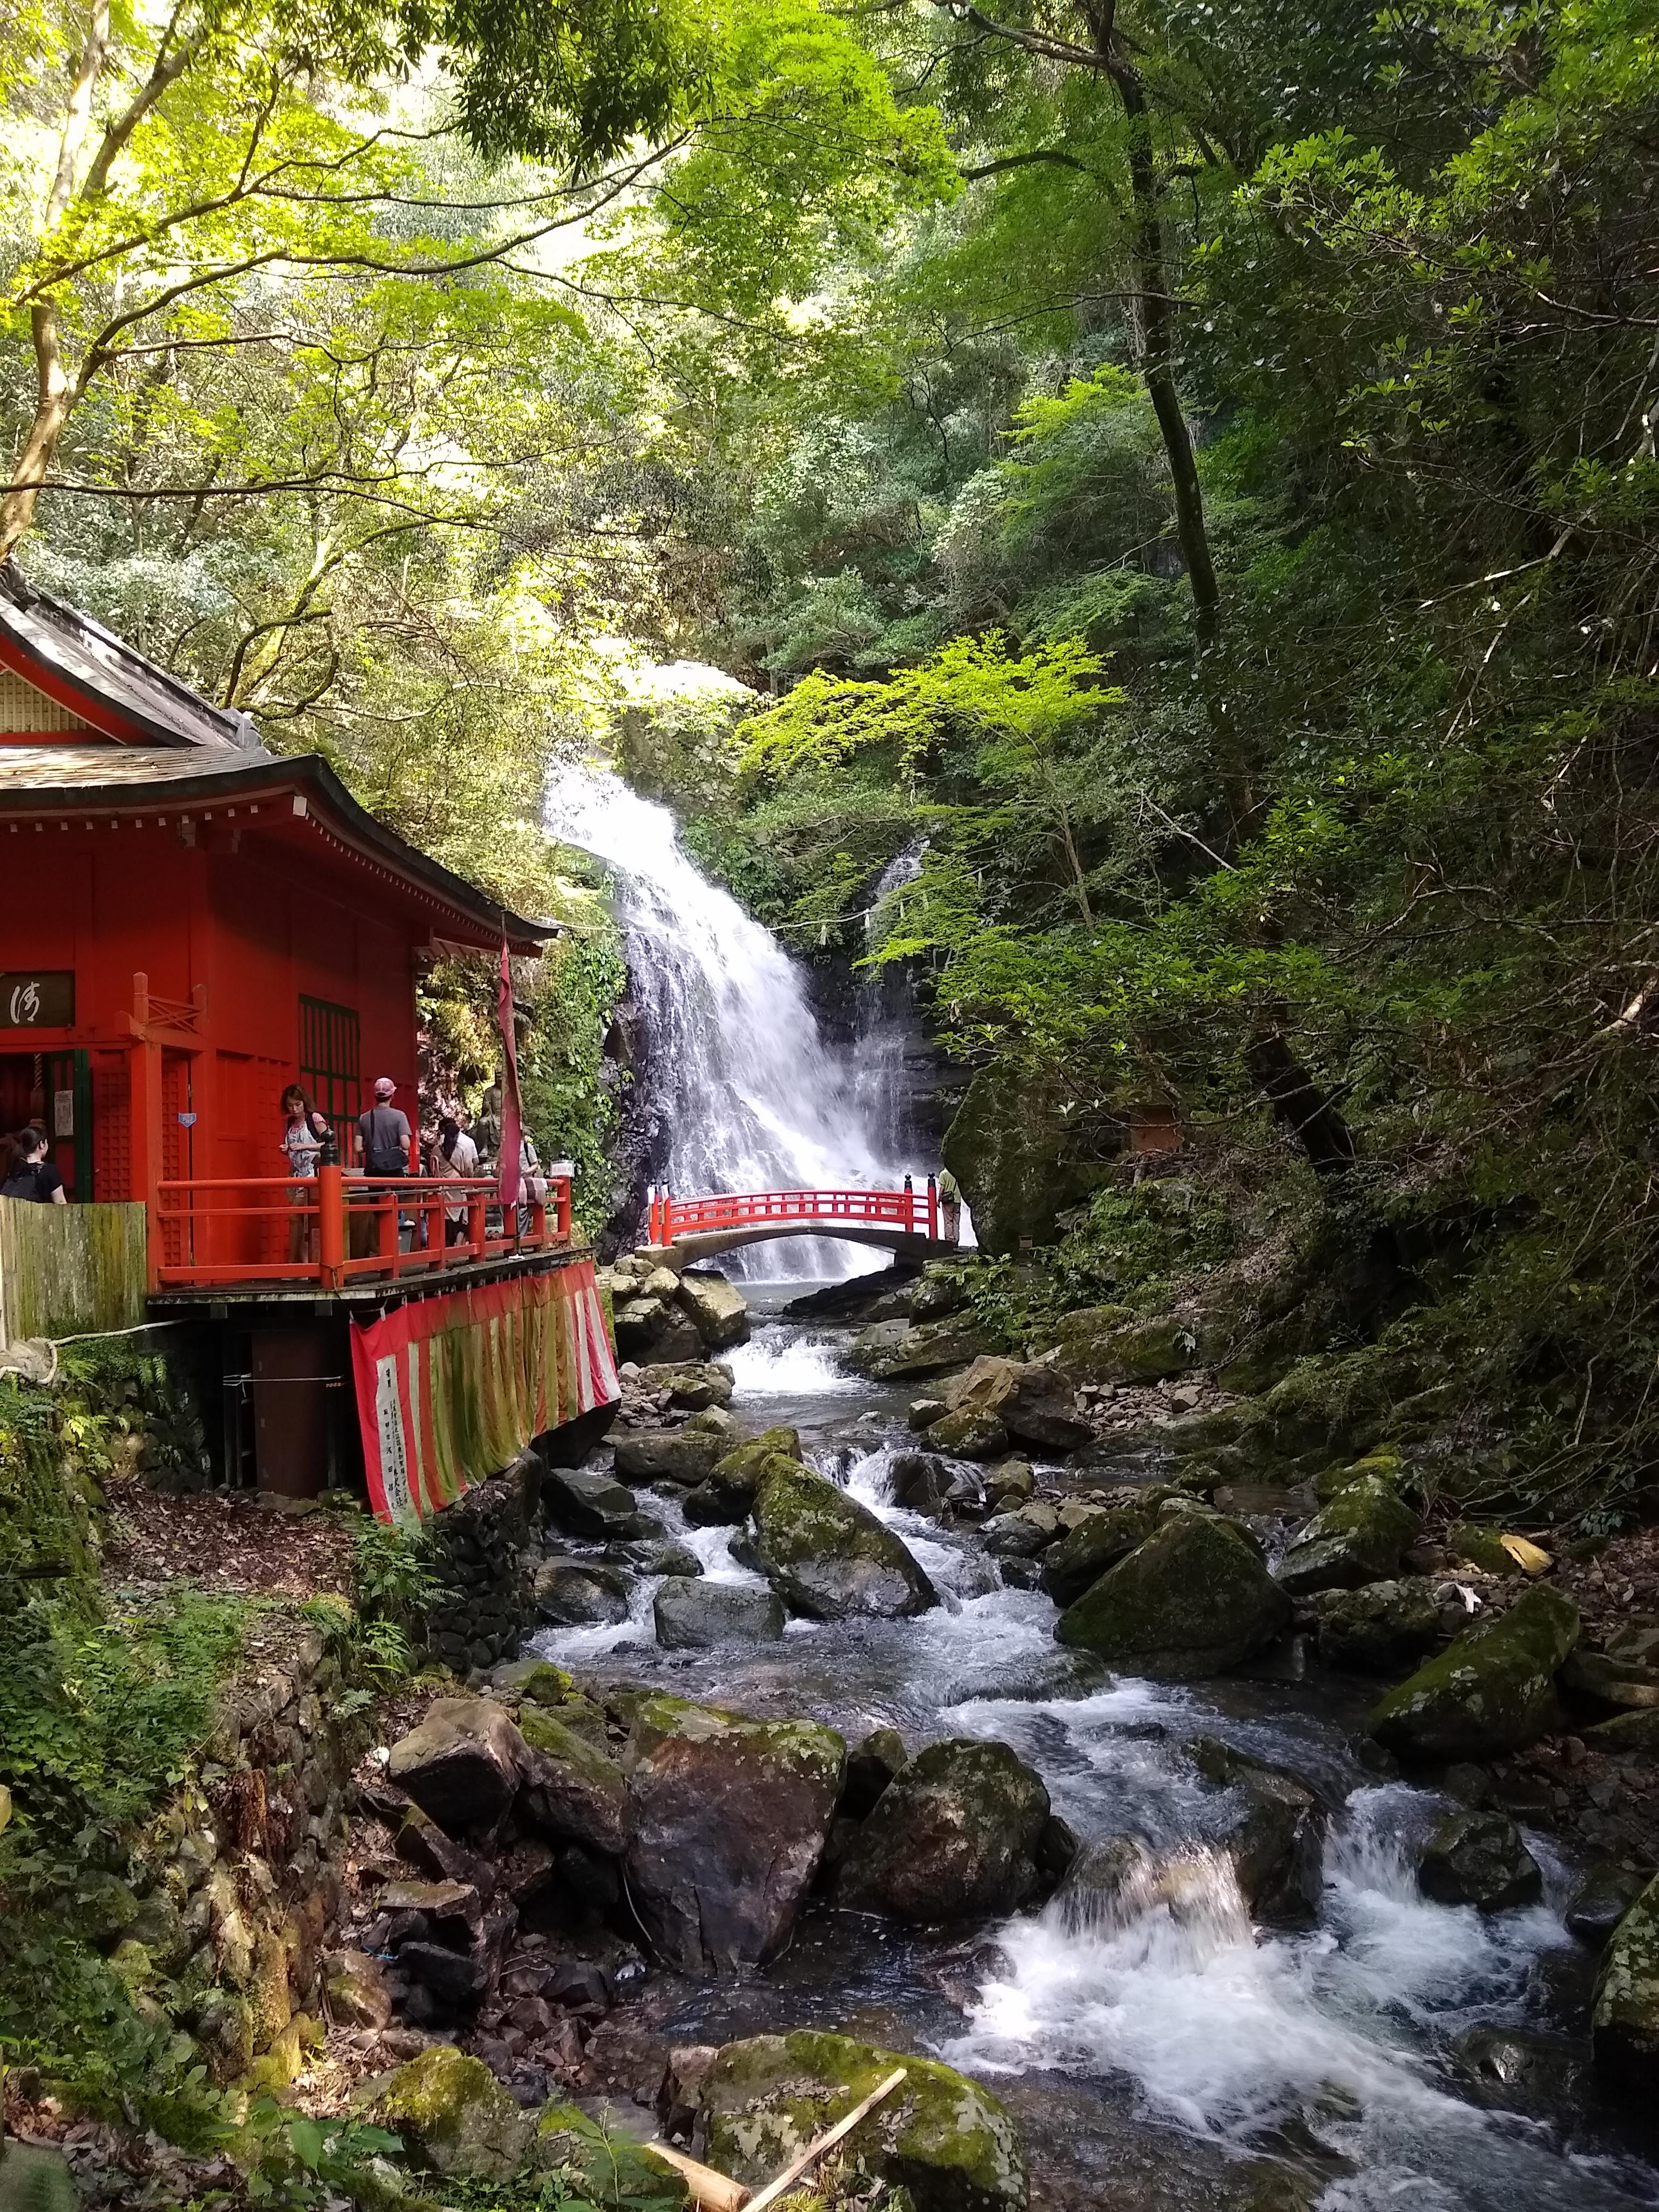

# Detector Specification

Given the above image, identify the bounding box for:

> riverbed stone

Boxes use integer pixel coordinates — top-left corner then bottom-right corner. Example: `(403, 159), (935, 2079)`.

(698, 2029), (1027, 2212)
(611, 1536), (703, 1577)
(532, 1560), (630, 1628)
(1188, 1737), (1327, 1926)
(835, 1737), (1050, 1923)
(848, 1314), (996, 1380)
(844, 1727), (907, 1818)
(1039, 1502), (1158, 1607)
(922, 1406), (1010, 1460)
(1367, 1585), (1580, 1761)
(752, 1457), (937, 1620)
(377, 2045), (532, 2179)
(1593, 1870), (1659, 2082)
(1568, 1862), (1648, 1945)
(488, 1657), (575, 1706)
(1418, 1809), (1542, 1911)
(983, 1501), (1060, 1556)
(622, 1694), (846, 1974)
(542, 1466), (644, 1537)
(387, 1698), (524, 1837)
(1274, 1475), (1420, 1597)
(653, 1577), (785, 1649)
(1054, 1513), (1292, 1678)
(942, 1354), (1091, 1452)
(675, 1270), (751, 1350)
(1310, 1577), (1441, 1671)
(684, 1427), (804, 1524)
(612, 1431), (726, 1487)
(633, 1358), (736, 1409)
(983, 1459), (1034, 1508)
(516, 1706), (628, 1855)
(1452, 2024), (1589, 2114)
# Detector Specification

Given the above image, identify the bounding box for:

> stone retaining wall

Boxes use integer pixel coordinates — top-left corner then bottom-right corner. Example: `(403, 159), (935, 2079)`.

(423, 1454), (543, 1674)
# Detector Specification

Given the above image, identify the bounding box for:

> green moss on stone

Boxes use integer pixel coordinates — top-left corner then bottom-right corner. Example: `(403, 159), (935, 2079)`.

(1055, 1512), (1291, 1678)
(702, 2029), (1026, 2212)
(377, 2045), (532, 2180)
(1367, 1584), (1579, 1761)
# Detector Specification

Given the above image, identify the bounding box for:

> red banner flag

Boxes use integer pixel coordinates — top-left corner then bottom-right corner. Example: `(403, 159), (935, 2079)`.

(496, 938), (523, 1206)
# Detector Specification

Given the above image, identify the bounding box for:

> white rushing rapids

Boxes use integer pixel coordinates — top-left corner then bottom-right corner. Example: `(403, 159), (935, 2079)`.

(545, 760), (903, 1278)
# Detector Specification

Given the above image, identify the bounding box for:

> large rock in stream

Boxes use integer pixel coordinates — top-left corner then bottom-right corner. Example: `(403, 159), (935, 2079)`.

(835, 1738), (1050, 1923)
(1053, 1513), (1291, 1678)
(1594, 1870), (1659, 2083)
(697, 2029), (1027, 2212)
(516, 1705), (628, 1854)
(939, 1354), (1092, 1452)
(1367, 1584), (1579, 1761)
(848, 1315), (996, 1380)
(751, 1456), (936, 1620)
(1274, 1474), (1419, 1596)
(622, 1694), (846, 1973)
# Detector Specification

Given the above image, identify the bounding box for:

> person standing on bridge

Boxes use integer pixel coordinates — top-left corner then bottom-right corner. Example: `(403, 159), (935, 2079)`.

(939, 1165), (962, 1244)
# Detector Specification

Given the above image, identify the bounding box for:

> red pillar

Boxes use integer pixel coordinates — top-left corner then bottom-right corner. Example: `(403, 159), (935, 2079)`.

(318, 1162), (344, 1289)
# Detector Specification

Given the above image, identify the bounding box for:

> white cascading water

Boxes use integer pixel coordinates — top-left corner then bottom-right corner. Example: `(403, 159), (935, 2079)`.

(544, 761), (902, 1278)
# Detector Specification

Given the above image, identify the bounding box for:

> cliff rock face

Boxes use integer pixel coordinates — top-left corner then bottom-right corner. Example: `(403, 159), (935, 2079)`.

(941, 1063), (1109, 1256)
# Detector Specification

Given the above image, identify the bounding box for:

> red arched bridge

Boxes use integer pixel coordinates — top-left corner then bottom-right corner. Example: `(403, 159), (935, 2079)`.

(644, 1181), (961, 1268)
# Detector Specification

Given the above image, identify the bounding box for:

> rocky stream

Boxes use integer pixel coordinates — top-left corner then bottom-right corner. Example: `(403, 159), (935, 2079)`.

(338, 1270), (1659, 2212)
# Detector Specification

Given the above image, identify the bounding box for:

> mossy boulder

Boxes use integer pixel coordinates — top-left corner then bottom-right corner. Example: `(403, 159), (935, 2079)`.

(1039, 1503), (1158, 1607)
(613, 1431), (726, 1487)
(488, 1657), (574, 1706)
(1446, 1522), (1526, 1578)
(684, 1428), (802, 1525)
(848, 1316), (997, 1381)
(1274, 1476), (1420, 1598)
(1311, 1578), (1440, 1672)
(0, 2142), (78, 2212)
(622, 1694), (846, 1974)
(941, 1058), (1105, 1258)
(699, 2029), (1027, 2212)
(1367, 1585), (1580, 1761)
(1054, 1513), (1292, 1678)
(752, 1458), (936, 1620)
(922, 1406), (1010, 1460)
(1594, 1871), (1659, 2084)
(516, 1705), (627, 1854)
(836, 1738), (1050, 1924)
(377, 2045), (532, 2180)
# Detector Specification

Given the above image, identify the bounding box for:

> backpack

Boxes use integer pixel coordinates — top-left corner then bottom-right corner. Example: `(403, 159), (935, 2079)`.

(2, 1164), (45, 1202)
(362, 1106), (407, 1176)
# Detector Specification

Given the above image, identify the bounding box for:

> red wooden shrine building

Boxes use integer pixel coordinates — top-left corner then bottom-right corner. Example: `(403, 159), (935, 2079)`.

(0, 561), (617, 1505)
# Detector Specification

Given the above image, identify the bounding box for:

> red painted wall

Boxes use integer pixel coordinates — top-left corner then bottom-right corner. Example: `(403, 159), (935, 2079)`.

(0, 814), (421, 1201)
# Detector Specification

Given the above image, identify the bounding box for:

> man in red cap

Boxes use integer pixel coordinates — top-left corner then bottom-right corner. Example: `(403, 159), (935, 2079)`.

(358, 1076), (412, 1176)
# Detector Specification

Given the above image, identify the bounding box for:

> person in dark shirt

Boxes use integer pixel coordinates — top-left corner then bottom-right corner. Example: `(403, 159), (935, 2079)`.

(1, 1126), (66, 1203)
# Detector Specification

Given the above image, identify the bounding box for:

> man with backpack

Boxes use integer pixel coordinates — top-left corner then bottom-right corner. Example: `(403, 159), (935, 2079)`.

(357, 1077), (412, 1177)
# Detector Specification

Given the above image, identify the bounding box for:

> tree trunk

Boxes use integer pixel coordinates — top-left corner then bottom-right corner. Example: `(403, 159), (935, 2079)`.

(1, 305), (75, 559)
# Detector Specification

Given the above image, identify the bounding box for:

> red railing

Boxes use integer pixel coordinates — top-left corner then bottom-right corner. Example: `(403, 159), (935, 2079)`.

(648, 1182), (939, 1244)
(151, 1165), (573, 1292)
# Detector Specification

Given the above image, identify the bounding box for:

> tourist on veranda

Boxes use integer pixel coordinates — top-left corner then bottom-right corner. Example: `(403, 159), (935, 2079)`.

(358, 1076), (412, 1176)
(279, 1084), (330, 1259)
(1, 1126), (67, 1204)
(431, 1114), (479, 1246)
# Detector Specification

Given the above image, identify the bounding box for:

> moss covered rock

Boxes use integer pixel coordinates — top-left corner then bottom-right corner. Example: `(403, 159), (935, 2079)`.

(622, 1694), (846, 1974)
(922, 1406), (1010, 1460)
(1040, 1503), (1158, 1607)
(516, 1704), (626, 1854)
(1367, 1586), (1579, 1761)
(1445, 1522), (1526, 1578)
(849, 1315), (997, 1381)
(1594, 1871), (1659, 2083)
(836, 1738), (1050, 1923)
(752, 1458), (936, 1620)
(1419, 1809), (1542, 1912)
(1054, 1513), (1291, 1678)
(699, 2029), (1027, 2212)
(1311, 1578), (1440, 1672)
(1274, 1475), (1420, 1598)
(377, 2045), (532, 2180)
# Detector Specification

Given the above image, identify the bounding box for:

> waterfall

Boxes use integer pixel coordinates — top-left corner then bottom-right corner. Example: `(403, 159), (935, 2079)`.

(545, 761), (906, 1278)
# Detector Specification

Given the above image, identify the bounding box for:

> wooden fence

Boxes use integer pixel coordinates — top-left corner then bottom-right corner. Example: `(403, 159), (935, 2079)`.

(0, 1198), (148, 1346)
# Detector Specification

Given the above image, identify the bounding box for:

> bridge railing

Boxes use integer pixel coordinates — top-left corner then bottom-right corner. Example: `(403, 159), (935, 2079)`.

(650, 1183), (938, 1244)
